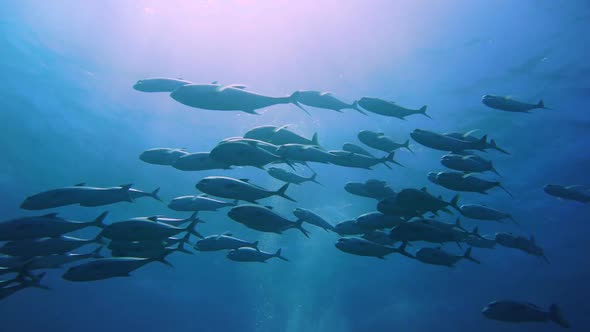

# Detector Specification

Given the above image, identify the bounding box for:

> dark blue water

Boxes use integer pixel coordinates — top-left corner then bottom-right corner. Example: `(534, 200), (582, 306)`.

(1, 1), (589, 331)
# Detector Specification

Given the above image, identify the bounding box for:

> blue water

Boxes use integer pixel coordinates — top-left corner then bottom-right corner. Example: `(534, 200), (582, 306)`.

(1, 1), (589, 331)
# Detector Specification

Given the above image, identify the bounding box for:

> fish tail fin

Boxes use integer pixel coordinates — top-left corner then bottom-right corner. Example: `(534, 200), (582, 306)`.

(151, 187), (162, 201)
(397, 241), (414, 259)
(383, 152), (404, 168)
(93, 234), (107, 245)
(508, 214), (520, 226)
(550, 304), (570, 328)
(282, 158), (297, 171)
(450, 195), (461, 212)
(92, 211), (108, 228)
(185, 214), (204, 239)
(275, 183), (296, 202)
(311, 133), (320, 146)
(463, 247), (481, 264)
(91, 246), (104, 259)
(538, 100), (551, 109)
(419, 105), (431, 119)
(470, 226), (484, 239)
(288, 94), (311, 116)
(402, 139), (414, 154)
(251, 241), (259, 250)
(454, 217), (467, 232)
(295, 219), (310, 238)
(478, 135), (488, 149)
(274, 248), (289, 262)
(490, 164), (501, 176)
(309, 172), (323, 186)
(25, 272), (50, 290)
(352, 100), (367, 115)
(174, 238), (194, 255)
(152, 249), (175, 268)
(495, 182), (513, 197)
(490, 139), (511, 155)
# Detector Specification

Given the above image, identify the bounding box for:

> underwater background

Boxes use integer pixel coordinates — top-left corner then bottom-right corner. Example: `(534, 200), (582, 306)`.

(1, 1), (589, 331)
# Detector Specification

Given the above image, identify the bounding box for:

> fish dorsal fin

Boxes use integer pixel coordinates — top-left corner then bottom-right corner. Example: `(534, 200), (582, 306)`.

(462, 129), (480, 137)
(265, 206), (274, 210)
(239, 178), (250, 182)
(421, 187), (428, 192)
(42, 213), (59, 218)
(211, 81), (218, 84)
(228, 84), (247, 89)
(147, 216), (159, 222)
(273, 124), (291, 133)
(198, 194), (209, 197)
(222, 231), (232, 236)
(119, 184), (133, 190)
(74, 182), (86, 186)
(567, 185), (590, 191)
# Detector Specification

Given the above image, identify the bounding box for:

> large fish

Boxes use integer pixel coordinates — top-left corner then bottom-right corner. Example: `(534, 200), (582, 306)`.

(196, 176), (295, 203)
(133, 77), (192, 92)
(20, 184), (160, 210)
(293, 208), (334, 232)
(228, 205), (309, 237)
(267, 167), (320, 185)
(170, 83), (309, 115)
(172, 152), (232, 171)
(358, 130), (412, 153)
(100, 213), (202, 241)
(168, 195), (235, 212)
(411, 129), (488, 152)
(335, 237), (412, 259)
(544, 184), (590, 204)
(244, 125), (319, 146)
(428, 171), (512, 196)
(0, 211), (107, 241)
(415, 247), (480, 267)
(62, 252), (173, 282)
(357, 97), (429, 119)
(139, 148), (189, 166)
(291, 90), (366, 115)
(482, 95), (548, 113)
(441, 153), (500, 175)
(195, 232), (258, 251)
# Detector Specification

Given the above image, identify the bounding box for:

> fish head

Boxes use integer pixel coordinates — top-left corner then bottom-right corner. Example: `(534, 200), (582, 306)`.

(226, 249), (238, 260)
(543, 184), (564, 196)
(292, 208), (306, 219)
(195, 177), (214, 192)
(409, 129), (432, 142)
(427, 172), (438, 184)
(133, 80), (148, 91)
(481, 95), (496, 106)
(20, 196), (36, 210)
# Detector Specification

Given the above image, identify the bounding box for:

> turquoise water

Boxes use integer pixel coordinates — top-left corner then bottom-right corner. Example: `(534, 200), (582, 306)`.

(1, 1), (589, 331)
